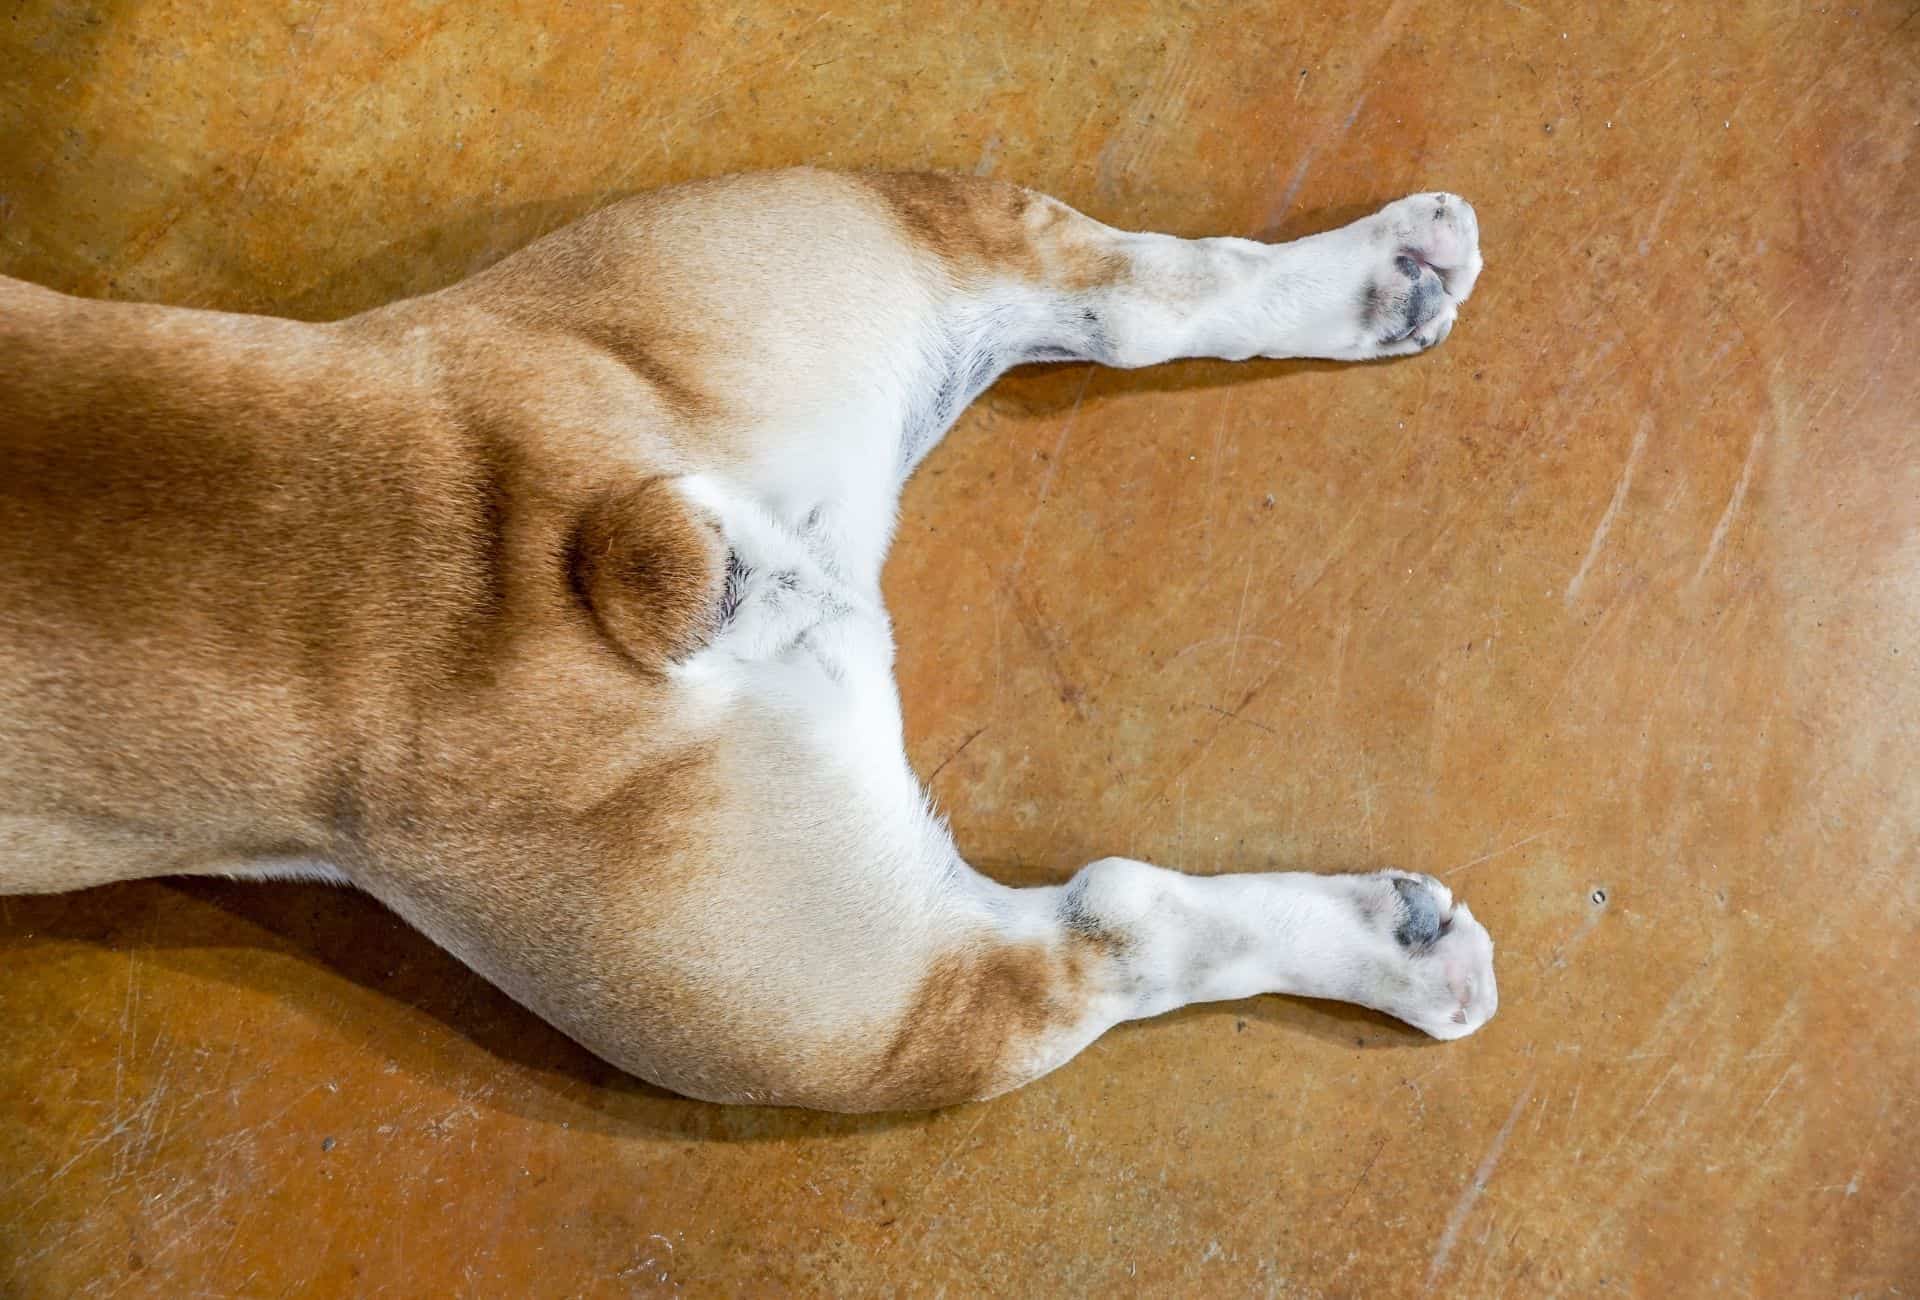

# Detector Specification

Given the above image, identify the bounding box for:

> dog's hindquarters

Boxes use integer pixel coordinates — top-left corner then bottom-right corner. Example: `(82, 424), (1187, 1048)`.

(0, 169), (1495, 1109)
(366, 170), (1496, 1110)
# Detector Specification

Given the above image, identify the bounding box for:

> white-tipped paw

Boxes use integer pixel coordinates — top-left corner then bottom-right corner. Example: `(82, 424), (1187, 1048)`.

(1335, 193), (1482, 360)
(1357, 870), (1498, 1040)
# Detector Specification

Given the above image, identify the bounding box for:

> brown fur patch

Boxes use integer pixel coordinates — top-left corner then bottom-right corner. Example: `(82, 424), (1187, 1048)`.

(861, 172), (1128, 296)
(568, 479), (725, 671)
(860, 172), (1045, 278)
(1019, 193), (1132, 293)
(865, 940), (1097, 1110)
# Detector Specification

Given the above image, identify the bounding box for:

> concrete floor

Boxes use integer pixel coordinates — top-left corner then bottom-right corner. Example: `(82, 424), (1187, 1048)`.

(3, 1), (1916, 1294)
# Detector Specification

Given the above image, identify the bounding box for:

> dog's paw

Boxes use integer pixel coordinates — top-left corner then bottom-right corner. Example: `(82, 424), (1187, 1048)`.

(1325, 193), (1482, 360)
(1357, 870), (1498, 1039)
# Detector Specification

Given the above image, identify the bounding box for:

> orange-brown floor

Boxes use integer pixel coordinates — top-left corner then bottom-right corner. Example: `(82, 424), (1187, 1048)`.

(3, 2), (1916, 1294)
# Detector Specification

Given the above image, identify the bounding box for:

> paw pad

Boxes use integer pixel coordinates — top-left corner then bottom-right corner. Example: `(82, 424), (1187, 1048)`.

(1390, 875), (1449, 948)
(1347, 192), (1481, 359)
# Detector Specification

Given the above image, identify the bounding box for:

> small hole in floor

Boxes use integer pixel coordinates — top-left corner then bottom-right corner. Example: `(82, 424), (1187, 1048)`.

(1591, 888), (1609, 906)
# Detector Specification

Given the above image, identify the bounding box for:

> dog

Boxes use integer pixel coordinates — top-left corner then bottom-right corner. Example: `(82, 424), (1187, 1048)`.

(0, 170), (1494, 1111)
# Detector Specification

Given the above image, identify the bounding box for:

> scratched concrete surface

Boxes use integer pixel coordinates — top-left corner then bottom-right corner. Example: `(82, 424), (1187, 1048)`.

(3, 1), (1917, 1294)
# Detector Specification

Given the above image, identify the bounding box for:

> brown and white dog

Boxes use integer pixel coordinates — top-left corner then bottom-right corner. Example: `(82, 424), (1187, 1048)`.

(0, 170), (1494, 1111)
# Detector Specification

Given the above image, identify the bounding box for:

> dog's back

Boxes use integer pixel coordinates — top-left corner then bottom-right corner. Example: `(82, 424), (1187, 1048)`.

(3, 283), (402, 880)
(0, 276), (682, 887)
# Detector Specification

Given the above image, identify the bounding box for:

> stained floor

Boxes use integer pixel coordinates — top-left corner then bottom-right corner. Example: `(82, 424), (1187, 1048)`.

(3, 1), (1917, 1295)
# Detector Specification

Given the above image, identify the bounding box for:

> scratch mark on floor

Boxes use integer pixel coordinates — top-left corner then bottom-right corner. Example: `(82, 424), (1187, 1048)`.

(1691, 420), (1766, 585)
(1425, 1075), (1535, 1292)
(1169, 634), (1289, 663)
(1326, 611), (1354, 714)
(902, 1106), (990, 1218)
(1442, 826), (1557, 878)
(1008, 370), (1093, 583)
(1223, 557), (1256, 694)
(1265, 91), (1370, 226)
(1738, 1062), (1797, 1140)
(1636, 151), (1694, 255)
(1007, 584), (1089, 720)
(972, 133), (1003, 177)
(1335, 1137), (1390, 1213)
(994, 370), (1094, 710)
(1258, 0), (1411, 230)
(1565, 413), (1650, 605)
(1200, 393), (1232, 566)
(926, 726), (987, 783)
(1205, 703), (1276, 735)
(1616, 1062), (1680, 1146)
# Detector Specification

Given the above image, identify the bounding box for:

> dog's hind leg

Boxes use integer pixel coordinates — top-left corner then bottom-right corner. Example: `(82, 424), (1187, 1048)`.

(448, 171), (1479, 573)
(897, 857), (1499, 1109)
(855, 173), (1482, 474)
(418, 172), (1494, 1112)
(654, 841), (1499, 1112)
